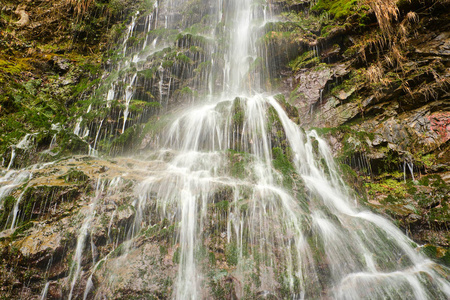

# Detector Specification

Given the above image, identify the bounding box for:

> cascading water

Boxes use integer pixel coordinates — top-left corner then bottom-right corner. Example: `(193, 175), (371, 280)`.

(1, 0), (449, 299)
(129, 93), (450, 298)
(100, 0), (448, 298)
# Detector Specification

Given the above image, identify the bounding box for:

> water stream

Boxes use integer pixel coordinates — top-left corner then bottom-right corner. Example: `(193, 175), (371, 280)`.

(123, 0), (449, 298)
(1, 0), (449, 299)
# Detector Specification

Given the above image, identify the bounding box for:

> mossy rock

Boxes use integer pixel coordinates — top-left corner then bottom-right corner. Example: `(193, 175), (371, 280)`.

(1, 183), (88, 229)
(312, 0), (371, 24)
(0, 196), (17, 229)
(58, 168), (89, 184)
(272, 146), (297, 189)
(212, 185), (233, 204)
(227, 150), (252, 179)
(231, 97), (245, 129)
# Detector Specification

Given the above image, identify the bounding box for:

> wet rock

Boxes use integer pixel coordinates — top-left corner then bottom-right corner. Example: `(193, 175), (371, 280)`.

(291, 63), (350, 124)
(51, 56), (71, 74)
(13, 224), (66, 267)
(375, 118), (411, 152)
(317, 101), (359, 128)
(293, 67), (333, 112)
(116, 205), (135, 228)
(413, 31), (450, 56)
(406, 213), (421, 225)
(371, 134), (385, 147)
(92, 241), (176, 299)
(335, 87), (355, 101)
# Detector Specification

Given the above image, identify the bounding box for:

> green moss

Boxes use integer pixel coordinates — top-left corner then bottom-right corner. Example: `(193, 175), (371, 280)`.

(215, 200), (229, 212)
(128, 100), (162, 113)
(159, 245), (168, 256)
(421, 244), (438, 258)
(439, 250), (450, 267)
(110, 243), (126, 258)
(208, 251), (217, 266)
(231, 97), (245, 128)
(58, 168), (89, 184)
(225, 243), (238, 266)
(0, 0), (150, 160)
(137, 67), (157, 79)
(11, 222), (33, 240)
(176, 53), (192, 64)
(289, 51), (319, 72)
(108, 124), (142, 155)
(0, 196), (16, 228)
(162, 60), (174, 68)
(312, 0), (370, 23)
(228, 150), (251, 179)
(0, 58), (29, 75)
(179, 86), (194, 96)
(365, 179), (408, 200)
(419, 154), (436, 169)
(266, 106), (281, 133)
(208, 269), (232, 299)
(173, 247), (181, 264)
(272, 147), (296, 188)
(418, 176), (430, 186)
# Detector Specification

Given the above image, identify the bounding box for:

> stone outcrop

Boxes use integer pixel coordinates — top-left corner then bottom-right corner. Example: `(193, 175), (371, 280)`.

(14, 5), (29, 27)
(274, 0), (449, 263)
(0, 0), (450, 298)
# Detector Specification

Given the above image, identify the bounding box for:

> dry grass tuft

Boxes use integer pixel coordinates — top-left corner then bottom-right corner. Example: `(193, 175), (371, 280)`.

(363, 1), (423, 73)
(67, 0), (96, 21)
(405, 11), (419, 24)
(367, 62), (384, 84)
(368, 0), (399, 41)
(401, 81), (413, 97)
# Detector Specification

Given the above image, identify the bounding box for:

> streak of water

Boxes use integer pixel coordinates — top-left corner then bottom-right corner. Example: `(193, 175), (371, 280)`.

(35, 0), (450, 299)
(114, 0), (450, 298)
(68, 178), (105, 300)
(40, 281), (49, 300)
(128, 93), (449, 298)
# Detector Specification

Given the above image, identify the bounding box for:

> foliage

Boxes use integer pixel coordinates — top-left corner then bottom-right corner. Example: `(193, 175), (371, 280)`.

(312, 0), (371, 23)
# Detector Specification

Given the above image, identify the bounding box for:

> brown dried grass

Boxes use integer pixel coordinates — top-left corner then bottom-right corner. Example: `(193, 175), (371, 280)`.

(67, 0), (96, 20)
(368, 0), (399, 41)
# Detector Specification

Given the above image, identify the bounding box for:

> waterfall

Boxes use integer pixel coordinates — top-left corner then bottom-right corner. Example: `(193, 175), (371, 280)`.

(1, 1), (449, 299)
(119, 0), (449, 299)
(131, 92), (450, 299)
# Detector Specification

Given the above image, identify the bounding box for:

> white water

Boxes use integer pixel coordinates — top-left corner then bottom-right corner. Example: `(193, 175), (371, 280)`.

(0, 171), (30, 210)
(122, 73), (138, 133)
(68, 178), (105, 300)
(4, 0), (448, 299)
(66, 176), (124, 299)
(123, 12), (139, 57)
(6, 133), (36, 170)
(6, 149), (16, 171)
(40, 281), (50, 300)
(123, 0), (450, 298)
(131, 93), (450, 298)
(9, 192), (26, 230)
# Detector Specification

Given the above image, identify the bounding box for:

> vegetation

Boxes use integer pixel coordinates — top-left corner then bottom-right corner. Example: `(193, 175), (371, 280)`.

(0, 0), (449, 298)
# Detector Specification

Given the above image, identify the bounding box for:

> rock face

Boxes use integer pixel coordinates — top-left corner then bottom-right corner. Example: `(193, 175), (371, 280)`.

(276, 0), (450, 263)
(0, 0), (142, 167)
(0, 0), (450, 299)
(0, 156), (179, 299)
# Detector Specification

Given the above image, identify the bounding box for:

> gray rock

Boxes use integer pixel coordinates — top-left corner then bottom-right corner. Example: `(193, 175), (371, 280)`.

(51, 56), (71, 73)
